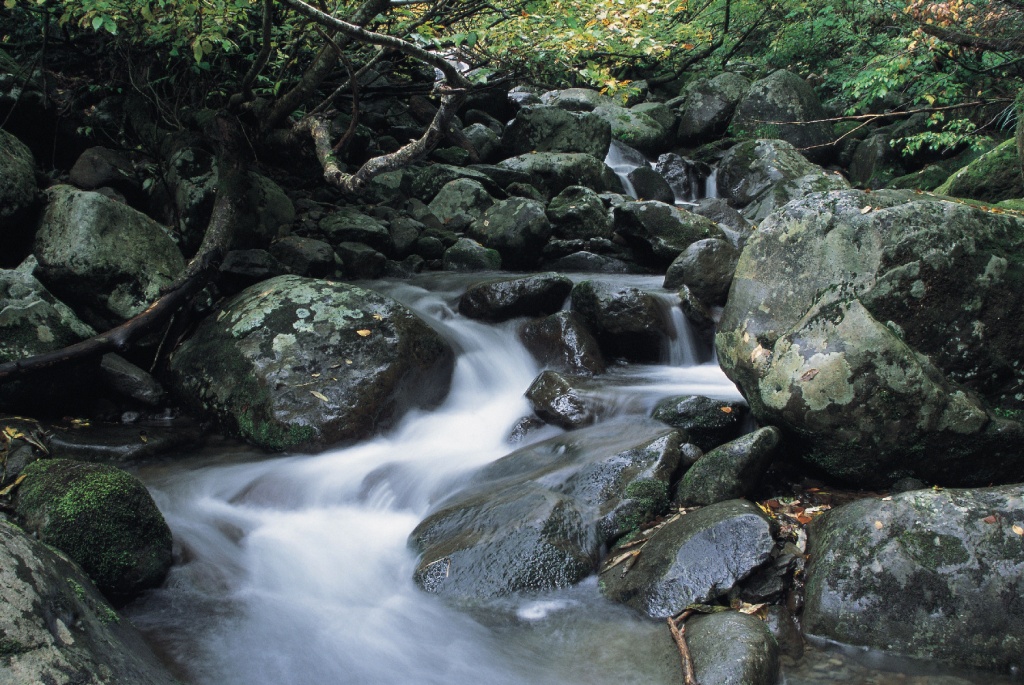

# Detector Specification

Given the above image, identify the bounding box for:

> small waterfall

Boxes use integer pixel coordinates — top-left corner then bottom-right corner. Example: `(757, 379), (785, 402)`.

(704, 168), (719, 199)
(604, 140), (716, 207)
(603, 140), (650, 197)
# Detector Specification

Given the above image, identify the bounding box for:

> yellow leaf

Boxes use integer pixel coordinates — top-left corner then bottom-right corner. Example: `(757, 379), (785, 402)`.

(356, 329), (371, 337)
(3, 427), (24, 440)
(0, 474), (26, 497)
(860, 206), (872, 214)
(310, 390), (329, 402)
(874, 520), (883, 529)
(1013, 524), (1024, 536)
(372, 314), (383, 321)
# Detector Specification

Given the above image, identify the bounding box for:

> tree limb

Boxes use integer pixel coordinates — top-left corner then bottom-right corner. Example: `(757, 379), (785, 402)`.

(230, 0), (275, 109)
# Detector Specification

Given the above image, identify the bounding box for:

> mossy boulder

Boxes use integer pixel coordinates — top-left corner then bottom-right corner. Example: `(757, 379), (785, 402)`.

(501, 105), (611, 159)
(546, 185), (613, 240)
(497, 152), (609, 198)
(0, 519), (180, 684)
(613, 200), (724, 266)
(592, 105), (671, 154)
(675, 426), (781, 506)
(13, 459), (172, 605)
(442, 237), (502, 271)
(715, 189), (1024, 486)
(410, 418), (681, 602)
(426, 178), (495, 232)
(33, 185), (185, 329)
(663, 237), (739, 306)
(467, 197), (552, 270)
(167, 275), (454, 451)
(676, 72), (751, 145)
(935, 139), (1024, 203)
(687, 612), (781, 685)
(803, 485), (1024, 675)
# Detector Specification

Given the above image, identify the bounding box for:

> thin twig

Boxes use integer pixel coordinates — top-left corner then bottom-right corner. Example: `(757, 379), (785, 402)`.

(667, 610), (700, 685)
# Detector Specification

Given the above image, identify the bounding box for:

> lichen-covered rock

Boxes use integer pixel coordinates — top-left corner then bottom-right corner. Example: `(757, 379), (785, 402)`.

(651, 394), (747, 451)
(462, 123), (501, 163)
(592, 105), (671, 154)
(467, 197), (552, 270)
(675, 427), (781, 506)
(935, 139), (1024, 203)
(269, 235), (336, 278)
(410, 418), (681, 601)
(442, 237), (502, 271)
(501, 106), (611, 159)
(599, 499), (775, 618)
(525, 370), (597, 429)
(497, 152), (608, 198)
(0, 520), (180, 685)
(676, 72), (751, 145)
(13, 459), (172, 605)
(33, 185), (185, 328)
(715, 189), (1024, 486)
(540, 87), (617, 112)
(663, 237), (739, 306)
(320, 207), (394, 254)
(408, 164), (498, 202)
(717, 139), (850, 221)
(570, 280), (670, 362)
(546, 185), (613, 240)
(335, 241), (387, 279)
(519, 310), (606, 375)
(458, 273), (572, 322)
(687, 612), (780, 685)
(803, 485), (1024, 675)
(654, 154), (711, 204)
(613, 200), (723, 266)
(427, 178), (495, 232)
(167, 275), (454, 451)
(730, 70), (833, 162)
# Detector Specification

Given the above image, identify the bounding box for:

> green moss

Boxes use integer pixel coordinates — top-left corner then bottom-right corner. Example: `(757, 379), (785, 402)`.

(0, 637), (30, 658)
(66, 577), (120, 624)
(899, 530), (971, 570)
(618, 478), (670, 540)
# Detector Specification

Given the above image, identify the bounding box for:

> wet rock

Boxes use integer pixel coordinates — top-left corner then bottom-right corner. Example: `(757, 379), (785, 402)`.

(803, 484), (1024, 674)
(651, 394), (747, 451)
(627, 166), (674, 204)
(691, 197), (753, 244)
(631, 102), (676, 137)
(570, 280), (670, 362)
(233, 172), (296, 251)
(764, 605), (804, 659)
(663, 237), (739, 306)
(427, 178), (495, 232)
(442, 237), (502, 271)
(467, 197), (552, 270)
(506, 181), (546, 201)
(408, 164), (499, 202)
(458, 273), (572, 322)
(69, 146), (140, 200)
(716, 139), (850, 221)
(269, 235), (336, 278)
(167, 275), (454, 450)
(730, 70), (834, 163)
(34, 186), (185, 329)
(501, 105), (611, 159)
(613, 200), (723, 266)
(0, 519), (180, 684)
(936, 139), (1024, 203)
(599, 499), (775, 618)
(13, 459), (173, 605)
(44, 419), (204, 464)
(540, 87), (618, 112)
(462, 123), (501, 163)
(715, 189), (1024, 486)
(687, 611), (781, 685)
(677, 285), (716, 330)
(525, 370), (598, 429)
(335, 241), (387, 279)
(676, 427), (781, 506)
(465, 164), (533, 191)
(497, 152), (608, 198)
(100, 354), (166, 407)
(654, 154), (710, 203)
(507, 415), (545, 444)
(592, 105), (671, 154)
(546, 185), (613, 240)
(519, 310), (606, 376)
(411, 418), (682, 601)
(676, 72), (751, 145)
(320, 207), (394, 255)
(547, 251), (634, 273)
(387, 216), (425, 258)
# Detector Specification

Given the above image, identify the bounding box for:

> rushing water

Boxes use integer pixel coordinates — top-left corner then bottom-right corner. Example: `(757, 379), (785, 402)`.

(127, 274), (742, 685)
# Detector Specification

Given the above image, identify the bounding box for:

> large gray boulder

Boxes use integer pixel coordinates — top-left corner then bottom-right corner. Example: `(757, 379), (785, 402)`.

(501, 106), (611, 159)
(167, 275), (454, 451)
(599, 499), (775, 618)
(519, 310), (606, 376)
(803, 485), (1024, 675)
(663, 237), (739, 306)
(717, 139), (850, 221)
(676, 72), (751, 145)
(592, 105), (672, 154)
(410, 418), (681, 601)
(467, 197), (552, 270)
(13, 459), (173, 606)
(730, 69), (834, 162)
(497, 152), (608, 197)
(546, 185), (614, 240)
(0, 520), (180, 685)
(613, 200), (724, 266)
(33, 185), (185, 328)
(427, 178), (494, 232)
(715, 189), (1024, 486)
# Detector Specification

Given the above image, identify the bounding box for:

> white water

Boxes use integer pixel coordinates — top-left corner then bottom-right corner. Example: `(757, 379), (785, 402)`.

(127, 274), (741, 685)
(603, 140), (719, 204)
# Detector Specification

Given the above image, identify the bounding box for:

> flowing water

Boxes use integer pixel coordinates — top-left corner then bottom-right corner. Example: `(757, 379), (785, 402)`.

(127, 274), (741, 685)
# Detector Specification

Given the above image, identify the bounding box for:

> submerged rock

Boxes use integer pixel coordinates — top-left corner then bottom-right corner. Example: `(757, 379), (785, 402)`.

(0, 520), (180, 684)
(715, 189), (1024, 486)
(599, 499), (775, 618)
(167, 275), (454, 451)
(410, 419), (681, 601)
(803, 485), (1024, 675)
(13, 459), (172, 605)
(525, 370), (598, 429)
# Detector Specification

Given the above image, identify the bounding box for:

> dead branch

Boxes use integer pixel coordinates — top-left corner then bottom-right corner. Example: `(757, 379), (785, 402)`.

(668, 610), (700, 685)
(755, 99), (1011, 127)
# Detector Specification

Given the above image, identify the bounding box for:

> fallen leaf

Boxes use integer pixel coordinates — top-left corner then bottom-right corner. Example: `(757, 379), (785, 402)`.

(800, 368), (820, 382)
(874, 520), (883, 529)
(1012, 524), (1023, 536)
(983, 515), (998, 524)
(720, 406), (733, 413)
(139, 432), (148, 444)
(738, 602), (766, 615)
(310, 391), (330, 402)
(796, 514), (813, 525)
(311, 373), (321, 378)
(3, 427), (24, 440)
(345, 359), (353, 365)
(372, 314), (383, 321)
(356, 329), (371, 337)
(0, 473), (26, 497)
(860, 205), (872, 214)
